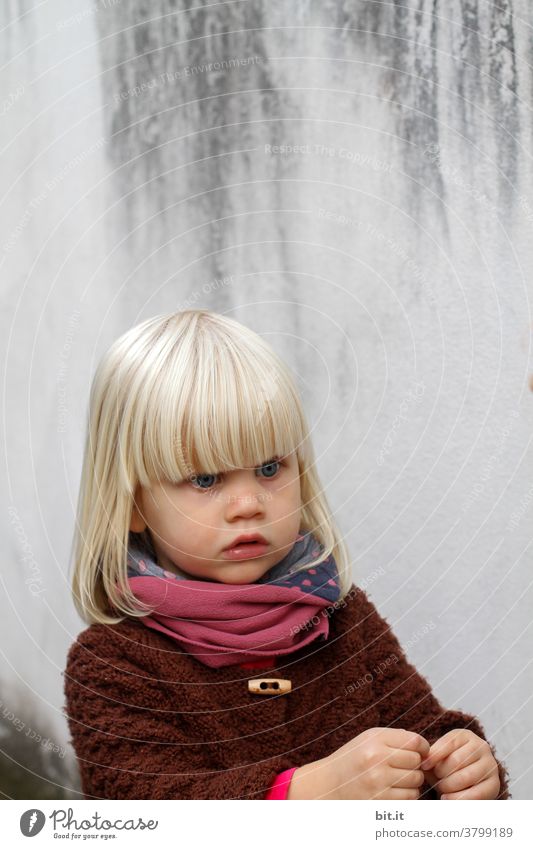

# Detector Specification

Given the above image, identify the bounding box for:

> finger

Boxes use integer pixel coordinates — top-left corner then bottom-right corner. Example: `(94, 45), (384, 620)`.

(420, 730), (469, 770)
(433, 742), (480, 779)
(388, 749), (423, 770)
(441, 776), (497, 800)
(371, 787), (421, 801)
(436, 761), (488, 795)
(421, 766), (439, 789)
(386, 729), (430, 759)
(387, 767), (425, 790)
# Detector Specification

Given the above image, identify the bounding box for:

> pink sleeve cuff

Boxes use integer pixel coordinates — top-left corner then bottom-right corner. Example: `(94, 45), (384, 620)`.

(265, 767), (298, 800)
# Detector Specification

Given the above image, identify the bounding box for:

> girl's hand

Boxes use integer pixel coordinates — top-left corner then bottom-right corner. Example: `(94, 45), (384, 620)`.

(316, 727), (430, 800)
(420, 729), (501, 800)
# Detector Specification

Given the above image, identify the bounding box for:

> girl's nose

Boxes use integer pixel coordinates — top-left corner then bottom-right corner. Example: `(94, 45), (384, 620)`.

(224, 487), (268, 519)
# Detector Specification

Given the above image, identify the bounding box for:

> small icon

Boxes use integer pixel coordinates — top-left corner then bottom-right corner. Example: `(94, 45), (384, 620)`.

(20, 809), (46, 837)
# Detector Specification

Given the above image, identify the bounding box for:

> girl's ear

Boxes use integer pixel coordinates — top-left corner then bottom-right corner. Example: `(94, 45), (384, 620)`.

(130, 487), (147, 533)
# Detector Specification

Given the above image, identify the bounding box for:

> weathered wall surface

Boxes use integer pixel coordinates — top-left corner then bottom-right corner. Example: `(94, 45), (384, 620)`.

(1, 1), (531, 798)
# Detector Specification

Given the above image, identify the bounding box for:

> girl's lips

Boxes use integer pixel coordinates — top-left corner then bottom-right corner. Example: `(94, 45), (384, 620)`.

(221, 543), (270, 561)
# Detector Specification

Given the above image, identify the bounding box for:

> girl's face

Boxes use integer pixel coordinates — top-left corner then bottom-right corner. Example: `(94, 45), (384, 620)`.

(130, 451), (303, 584)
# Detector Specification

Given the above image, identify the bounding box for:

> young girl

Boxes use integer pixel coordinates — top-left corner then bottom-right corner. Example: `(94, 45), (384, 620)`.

(63, 309), (510, 800)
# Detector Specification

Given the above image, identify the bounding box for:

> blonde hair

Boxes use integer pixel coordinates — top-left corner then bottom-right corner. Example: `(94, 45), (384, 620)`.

(70, 309), (353, 624)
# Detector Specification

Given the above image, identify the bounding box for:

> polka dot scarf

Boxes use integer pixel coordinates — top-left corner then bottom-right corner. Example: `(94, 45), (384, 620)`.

(122, 528), (342, 668)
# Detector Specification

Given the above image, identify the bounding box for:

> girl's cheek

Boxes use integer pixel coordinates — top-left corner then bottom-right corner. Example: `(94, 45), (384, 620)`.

(187, 496), (216, 519)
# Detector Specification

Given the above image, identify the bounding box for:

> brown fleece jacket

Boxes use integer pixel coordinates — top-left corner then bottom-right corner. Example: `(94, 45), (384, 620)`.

(63, 584), (511, 800)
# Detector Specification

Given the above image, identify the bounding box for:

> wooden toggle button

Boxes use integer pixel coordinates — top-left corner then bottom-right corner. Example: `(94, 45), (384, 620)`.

(248, 678), (292, 695)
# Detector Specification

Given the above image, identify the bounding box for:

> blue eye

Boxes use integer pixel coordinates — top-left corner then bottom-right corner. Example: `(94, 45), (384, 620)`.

(189, 473), (219, 491)
(188, 458), (282, 490)
(258, 459), (281, 478)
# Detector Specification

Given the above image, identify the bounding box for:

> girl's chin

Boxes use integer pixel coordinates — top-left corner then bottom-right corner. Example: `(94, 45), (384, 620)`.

(213, 564), (271, 584)
(164, 559), (272, 583)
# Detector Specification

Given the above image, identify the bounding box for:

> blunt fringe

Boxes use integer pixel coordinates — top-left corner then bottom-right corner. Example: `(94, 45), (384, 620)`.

(70, 309), (353, 624)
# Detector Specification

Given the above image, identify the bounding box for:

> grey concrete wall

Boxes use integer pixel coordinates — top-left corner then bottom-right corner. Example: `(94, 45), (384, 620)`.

(1, 0), (531, 798)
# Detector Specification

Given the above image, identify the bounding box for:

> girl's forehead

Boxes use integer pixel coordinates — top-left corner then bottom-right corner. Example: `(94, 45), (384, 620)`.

(136, 430), (300, 485)
(132, 362), (305, 484)
(189, 448), (297, 473)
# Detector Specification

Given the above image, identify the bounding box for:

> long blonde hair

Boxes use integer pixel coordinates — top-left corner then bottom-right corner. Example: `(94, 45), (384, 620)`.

(70, 309), (353, 624)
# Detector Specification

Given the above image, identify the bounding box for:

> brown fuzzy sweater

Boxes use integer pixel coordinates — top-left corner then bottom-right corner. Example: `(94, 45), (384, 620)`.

(63, 584), (511, 800)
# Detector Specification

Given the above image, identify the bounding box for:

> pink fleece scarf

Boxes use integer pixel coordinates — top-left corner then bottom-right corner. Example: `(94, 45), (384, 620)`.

(122, 529), (341, 668)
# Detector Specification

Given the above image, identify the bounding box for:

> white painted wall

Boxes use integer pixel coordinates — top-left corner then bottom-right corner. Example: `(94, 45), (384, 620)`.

(1, 0), (531, 798)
